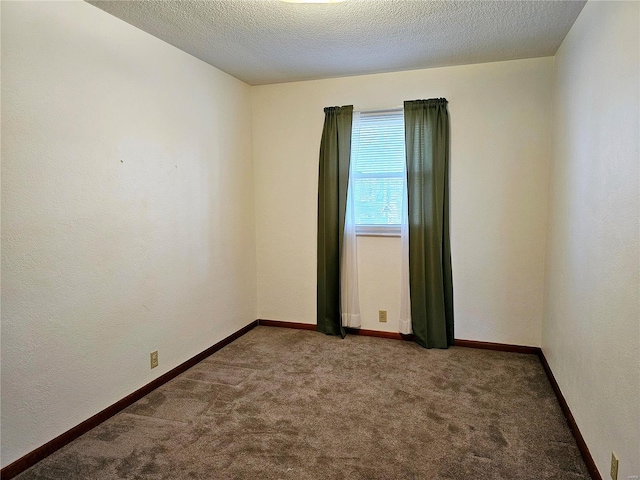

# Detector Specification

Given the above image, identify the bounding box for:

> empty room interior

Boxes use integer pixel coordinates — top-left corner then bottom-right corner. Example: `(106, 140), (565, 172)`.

(1, 0), (639, 479)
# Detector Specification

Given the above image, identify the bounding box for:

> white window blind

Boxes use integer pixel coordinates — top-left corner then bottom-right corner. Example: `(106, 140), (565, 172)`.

(350, 109), (405, 233)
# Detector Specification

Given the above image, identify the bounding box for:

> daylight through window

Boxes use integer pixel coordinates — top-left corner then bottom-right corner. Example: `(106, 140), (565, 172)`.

(350, 109), (405, 234)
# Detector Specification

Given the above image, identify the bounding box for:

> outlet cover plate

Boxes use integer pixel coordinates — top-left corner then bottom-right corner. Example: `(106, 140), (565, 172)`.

(150, 350), (159, 369)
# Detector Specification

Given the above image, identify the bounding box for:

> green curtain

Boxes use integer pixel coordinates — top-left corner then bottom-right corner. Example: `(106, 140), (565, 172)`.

(404, 99), (454, 348)
(317, 105), (353, 338)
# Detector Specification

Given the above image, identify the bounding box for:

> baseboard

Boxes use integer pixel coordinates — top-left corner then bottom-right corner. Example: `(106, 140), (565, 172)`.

(538, 350), (602, 480)
(257, 320), (414, 341)
(0, 320), (259, 480)
(258, 319), (538, 353)
(344, 327), (414, 341)
(453, 339), (539, 355)
(257, 319), (316, 330)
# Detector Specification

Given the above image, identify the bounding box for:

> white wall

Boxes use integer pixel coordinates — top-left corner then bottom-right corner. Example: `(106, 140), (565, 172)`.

(252, 57), (553, 347)
(542, 2), (640, 479)
(1, 1), (256, 467)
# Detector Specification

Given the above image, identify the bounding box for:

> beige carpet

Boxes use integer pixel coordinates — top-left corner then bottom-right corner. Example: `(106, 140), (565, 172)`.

(16, 326), (590, 479)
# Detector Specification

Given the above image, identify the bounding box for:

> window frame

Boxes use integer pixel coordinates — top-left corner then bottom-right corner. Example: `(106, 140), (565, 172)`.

(351, 108), (405, 237)
(356, 224), (401, 236)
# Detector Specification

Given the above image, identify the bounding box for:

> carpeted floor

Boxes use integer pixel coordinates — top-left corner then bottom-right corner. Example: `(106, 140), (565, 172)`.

(16, 326), (590, 479)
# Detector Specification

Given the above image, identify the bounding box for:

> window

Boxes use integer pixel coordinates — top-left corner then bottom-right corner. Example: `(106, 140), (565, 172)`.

(350, 109), (405, 235)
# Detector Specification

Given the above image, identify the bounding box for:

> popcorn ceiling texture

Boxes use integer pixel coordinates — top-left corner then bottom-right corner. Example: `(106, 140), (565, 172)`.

(88, 0), (586, 85)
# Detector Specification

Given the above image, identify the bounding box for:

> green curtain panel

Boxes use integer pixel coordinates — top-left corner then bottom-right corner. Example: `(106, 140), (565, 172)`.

(317, 105), (353, 338)
(404, 99), (454, 348)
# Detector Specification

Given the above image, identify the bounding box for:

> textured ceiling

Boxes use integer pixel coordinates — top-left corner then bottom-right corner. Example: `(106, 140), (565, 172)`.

(87, 0), (586, 86)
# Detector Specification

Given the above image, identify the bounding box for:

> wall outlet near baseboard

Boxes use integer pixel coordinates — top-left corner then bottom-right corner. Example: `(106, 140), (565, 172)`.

(379, 310), (387, 323)
(150, 350), (159, 369)
(610, 452), (618, 480)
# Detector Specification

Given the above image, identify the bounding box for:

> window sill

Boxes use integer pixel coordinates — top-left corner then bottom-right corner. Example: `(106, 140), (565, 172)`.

(355, 225), (401, 237)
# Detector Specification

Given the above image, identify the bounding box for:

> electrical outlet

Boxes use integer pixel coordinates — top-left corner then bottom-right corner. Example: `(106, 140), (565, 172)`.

(150, 350), (159, 369)
(610, 452), (618, 480)
(379, 310), (387, 323)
